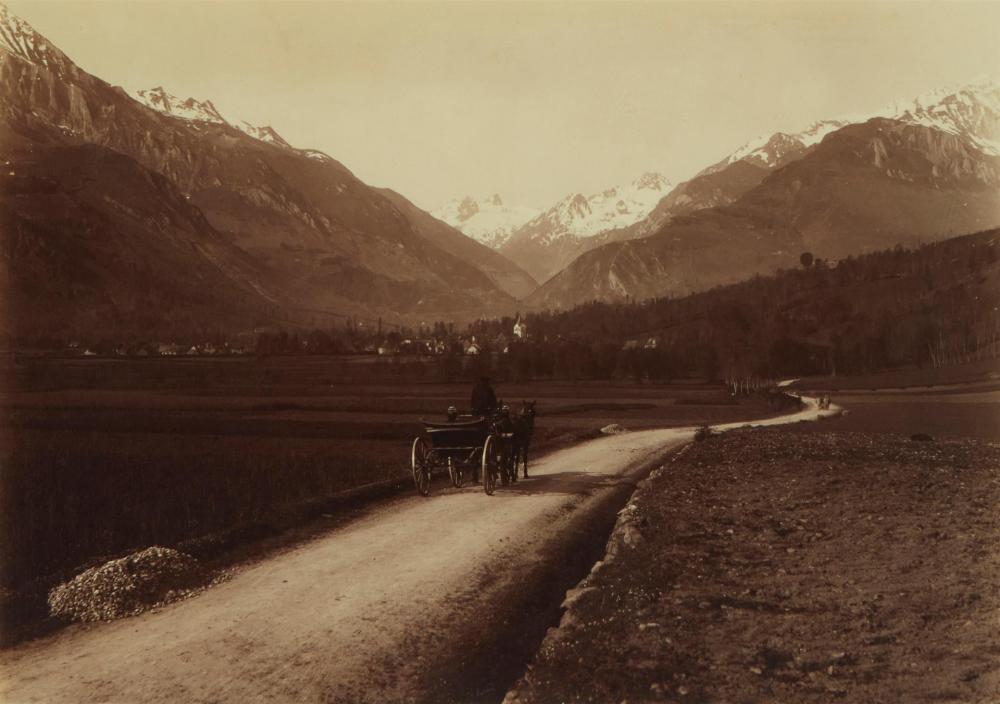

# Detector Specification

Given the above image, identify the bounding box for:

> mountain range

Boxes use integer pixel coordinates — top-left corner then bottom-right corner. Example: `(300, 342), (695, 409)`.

(497, 172), (674, 282)
(0, 2), (534, 340)
(438, 81), (999, 294)
(2, 0), (998, 340)
(431, 194), (539, 251)
(526, 79), (1000, 309)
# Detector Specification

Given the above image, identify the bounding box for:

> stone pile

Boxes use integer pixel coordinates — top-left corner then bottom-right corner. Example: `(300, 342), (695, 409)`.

(48, 546), (206, 622)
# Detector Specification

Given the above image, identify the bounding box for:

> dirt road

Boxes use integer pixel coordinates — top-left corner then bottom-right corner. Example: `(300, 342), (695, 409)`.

(0, 399), (834, 704)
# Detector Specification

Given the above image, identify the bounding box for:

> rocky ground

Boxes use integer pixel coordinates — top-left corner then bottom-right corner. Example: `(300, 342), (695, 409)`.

(47, 547), (211, 623)
(506, 428), (1000, 704)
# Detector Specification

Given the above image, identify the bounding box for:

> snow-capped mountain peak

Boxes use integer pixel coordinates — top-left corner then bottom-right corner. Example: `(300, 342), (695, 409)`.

(633, 171), (673, 191)
(233, 121), (293, 149)
(716, 119), (850, 174)
(881, 77), (1000, 155)
(0, 1), (74, 75)
(432, 195), (539, 250)
(714, 78), (1000, 176)
(129, 86), (228, 124)
(128, 85), (299, 151)
(517, 171), (675, 243)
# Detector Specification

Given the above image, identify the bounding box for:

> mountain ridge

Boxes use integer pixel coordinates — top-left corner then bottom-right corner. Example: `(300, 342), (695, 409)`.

(431, 194), (540, 250)
(0, 2), (533, 339)
(496, 171), (674, 282)
(527, 115), (1000, 310)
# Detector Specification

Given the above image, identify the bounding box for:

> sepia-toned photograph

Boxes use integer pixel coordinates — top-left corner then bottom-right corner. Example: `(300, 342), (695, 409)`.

(1, 0), (998, 702)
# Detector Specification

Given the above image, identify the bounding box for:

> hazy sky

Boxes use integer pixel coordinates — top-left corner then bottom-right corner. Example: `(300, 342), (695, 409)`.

(9, 1), (1000, 210)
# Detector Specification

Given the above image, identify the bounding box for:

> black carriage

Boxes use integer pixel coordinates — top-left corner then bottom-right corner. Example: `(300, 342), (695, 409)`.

(410, 412), (516, 496)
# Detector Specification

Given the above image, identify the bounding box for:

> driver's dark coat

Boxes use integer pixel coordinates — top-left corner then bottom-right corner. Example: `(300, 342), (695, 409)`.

(470, 382), (497, 416)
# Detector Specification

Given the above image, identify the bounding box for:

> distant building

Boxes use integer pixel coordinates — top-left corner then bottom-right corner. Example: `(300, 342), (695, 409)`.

(158, 343), (183, 356)
(513, 315), (527, 340)
(465, 342), (481, 356)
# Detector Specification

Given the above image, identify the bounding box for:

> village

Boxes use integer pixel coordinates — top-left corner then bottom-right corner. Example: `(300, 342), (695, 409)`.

(38, 313), (675, 362)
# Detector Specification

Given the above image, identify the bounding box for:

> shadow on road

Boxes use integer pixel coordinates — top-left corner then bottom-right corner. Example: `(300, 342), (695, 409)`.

(438, 471), (629, 497)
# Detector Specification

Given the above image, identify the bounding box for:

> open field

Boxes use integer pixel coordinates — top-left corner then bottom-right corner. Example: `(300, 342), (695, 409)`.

(0, 357), (782, 611)
(789, 391), (1000, 440)
(509, 427), (1000, 704)
(787, 359), (1000, 440)
(790, 357), (1000, 393)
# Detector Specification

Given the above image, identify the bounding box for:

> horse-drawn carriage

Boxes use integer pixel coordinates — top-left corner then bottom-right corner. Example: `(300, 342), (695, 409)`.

(410, 402), (535, 496)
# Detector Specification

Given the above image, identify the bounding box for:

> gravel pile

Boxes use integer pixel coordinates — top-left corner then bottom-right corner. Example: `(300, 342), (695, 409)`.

(48, 546), (207, 622)
(600, 423), (628, 435)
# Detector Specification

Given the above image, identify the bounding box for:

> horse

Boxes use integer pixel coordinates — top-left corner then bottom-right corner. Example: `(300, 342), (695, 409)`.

(511, 400), (536, 478)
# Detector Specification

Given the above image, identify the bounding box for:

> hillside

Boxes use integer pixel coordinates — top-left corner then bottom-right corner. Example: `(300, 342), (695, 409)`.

(377, 189), (538, 299)
(1, 141), (275, 340)
(0, 3), (523, 340)
(485, 229), (1000, 382)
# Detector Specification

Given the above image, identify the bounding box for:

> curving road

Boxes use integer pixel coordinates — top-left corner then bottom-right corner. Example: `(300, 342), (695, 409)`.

(0, 397), (837, 704)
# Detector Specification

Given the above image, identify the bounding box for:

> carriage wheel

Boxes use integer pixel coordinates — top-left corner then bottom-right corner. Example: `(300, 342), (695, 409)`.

(411, 437), (432, 497)
(482, 436), (498, 496)
(448, 457), (464, 488)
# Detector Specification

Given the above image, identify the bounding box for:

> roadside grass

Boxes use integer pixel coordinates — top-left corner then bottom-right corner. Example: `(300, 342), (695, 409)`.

(790, 356), (1000, 392)
(788, 396), (1000, 441)
(0, 430), (403, 588)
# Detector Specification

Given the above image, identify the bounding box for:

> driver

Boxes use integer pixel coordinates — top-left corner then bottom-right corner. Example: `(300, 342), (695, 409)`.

(470, 376), (498, 417)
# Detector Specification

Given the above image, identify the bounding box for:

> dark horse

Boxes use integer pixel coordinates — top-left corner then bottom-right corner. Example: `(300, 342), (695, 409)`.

(511, 400), (536, 478)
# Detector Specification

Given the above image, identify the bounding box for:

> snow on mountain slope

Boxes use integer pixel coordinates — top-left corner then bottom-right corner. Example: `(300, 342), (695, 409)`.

(431, 194), (540, 250)
(0, 1), (76, 76)
(494, 172), (674, 282)
(882, 78), (1000, 155)
(129, 86), (228, 124)
(515, 172), (673, 244)
(708, 120), (852, 174)
(710, 78), (999, 177)
(128, 85), (296, 150)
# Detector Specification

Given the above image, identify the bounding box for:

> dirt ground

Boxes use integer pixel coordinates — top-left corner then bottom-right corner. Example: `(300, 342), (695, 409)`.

(507, 427), (1000, 704)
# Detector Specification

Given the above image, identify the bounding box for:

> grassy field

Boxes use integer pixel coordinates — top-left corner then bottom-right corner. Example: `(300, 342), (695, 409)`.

(790, 356), (1000, 392)
(0, 356), (782, 599)
(799, 391), (1000, 440)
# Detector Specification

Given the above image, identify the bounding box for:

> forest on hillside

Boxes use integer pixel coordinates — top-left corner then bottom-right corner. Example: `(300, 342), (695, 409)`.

(465, 229), (1000, 385)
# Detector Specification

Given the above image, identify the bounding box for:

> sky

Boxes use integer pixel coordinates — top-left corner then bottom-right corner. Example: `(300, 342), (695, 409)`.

(8, 1), (1000, 211)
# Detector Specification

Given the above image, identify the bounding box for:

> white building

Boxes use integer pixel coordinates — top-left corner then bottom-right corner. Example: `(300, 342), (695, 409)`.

(513, 315), (527, 340)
